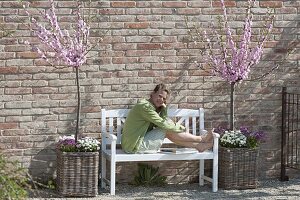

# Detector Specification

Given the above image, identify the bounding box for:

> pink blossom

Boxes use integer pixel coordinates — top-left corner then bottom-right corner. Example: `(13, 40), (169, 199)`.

(202, 0), (274, 83)
(24, 0), (89, 68)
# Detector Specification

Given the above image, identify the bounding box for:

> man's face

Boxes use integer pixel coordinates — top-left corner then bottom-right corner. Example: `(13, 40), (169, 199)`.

(150, 90), (168, 109)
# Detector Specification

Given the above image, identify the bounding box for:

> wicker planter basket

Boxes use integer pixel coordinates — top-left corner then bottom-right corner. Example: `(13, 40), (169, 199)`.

(219, 147), (259, 189)
(56, 151), (99, 197)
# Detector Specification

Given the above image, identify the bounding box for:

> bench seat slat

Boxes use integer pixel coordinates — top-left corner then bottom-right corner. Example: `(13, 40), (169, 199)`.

(102, 149), (214, 162)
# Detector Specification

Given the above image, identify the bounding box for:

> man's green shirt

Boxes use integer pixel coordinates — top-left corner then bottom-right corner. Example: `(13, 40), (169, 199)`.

(121, 99), (185, 153)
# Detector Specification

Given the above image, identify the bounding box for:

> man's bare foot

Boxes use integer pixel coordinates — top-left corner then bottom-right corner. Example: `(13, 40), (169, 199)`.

(201, 131), (214, 143)
(196, 142), (213, 152)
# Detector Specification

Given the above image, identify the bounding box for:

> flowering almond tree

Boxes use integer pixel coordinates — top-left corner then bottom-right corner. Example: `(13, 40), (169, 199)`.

(23, 0), (91, 142)
(187, 0), (274, 130)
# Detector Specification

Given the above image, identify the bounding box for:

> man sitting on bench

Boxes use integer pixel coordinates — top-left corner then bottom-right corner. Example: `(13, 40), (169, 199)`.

(121, 83), (213, 154)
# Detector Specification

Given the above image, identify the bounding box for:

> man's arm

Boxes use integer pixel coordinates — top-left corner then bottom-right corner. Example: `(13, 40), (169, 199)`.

(139, 104), (185, 133)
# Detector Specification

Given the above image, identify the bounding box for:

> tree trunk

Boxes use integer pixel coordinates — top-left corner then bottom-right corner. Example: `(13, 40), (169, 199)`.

(75, 67), (81, 143)
(230, 82), (235, 130)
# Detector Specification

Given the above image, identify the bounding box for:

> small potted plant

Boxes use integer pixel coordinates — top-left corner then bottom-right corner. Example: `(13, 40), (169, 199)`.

(214, 127), (266, 189)
(56, 135), (100, 197)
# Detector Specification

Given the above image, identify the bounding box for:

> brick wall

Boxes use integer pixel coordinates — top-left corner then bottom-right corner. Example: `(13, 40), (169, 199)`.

(0, 0), (299, 184)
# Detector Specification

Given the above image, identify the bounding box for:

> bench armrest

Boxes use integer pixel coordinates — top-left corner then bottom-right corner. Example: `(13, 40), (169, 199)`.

(101, 132), (117, 153)
(212, 132), (220, 138)
(212, 132), (220, 153)
(102, 132), (118, 142)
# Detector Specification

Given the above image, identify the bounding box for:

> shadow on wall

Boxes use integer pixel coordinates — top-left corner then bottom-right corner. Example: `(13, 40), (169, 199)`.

(29, 144), (57, 185)
(165, 57), (206, 109)
(28, 113), (83, 184)
(240, 16), (299, 179)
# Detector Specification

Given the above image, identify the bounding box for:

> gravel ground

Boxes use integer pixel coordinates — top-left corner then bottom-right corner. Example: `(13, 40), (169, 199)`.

(28, 178), (300, 200)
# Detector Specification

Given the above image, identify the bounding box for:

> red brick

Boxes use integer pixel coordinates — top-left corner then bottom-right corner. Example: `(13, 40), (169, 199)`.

(212, 1), (236, 7)
(2, 129), (29, 136)
(152, 63), (176, 69)
(202, 8), (223, 15)
(189, 70), (212, 76)
(19, 66), (46, 73)
(15, 142), (34, 149)
(116, 71), (135, 77)
(0, 38), (18, 45)
(163, 2), (187, 8)
(126, 50), (150, 56)
(113, 43), (136, 50)
(0, 149), (24, 156)
(164, 70), (183, 76)
(27, 1), (51, 8)
(57, 1), (78, 8)
(33, 59), (55, 66)
(81, 106), (101, 113)
(98, 51), (125, 58)
(111, 1), (136, 7)
(0, 9), (18, 15)
(1, 2), (23, 8)
(177, 8), (201, 15)
(152, 36), (177, 43)
(0, 66), (18, 74)
(90, 72), (112, 78)
(112, 57), (138, 64)
(151, 50), (176, 56)
(125, 22), (149, 29)
(137, 2), (162, 8)
(5, 88), (31, 94)
(0, 123), (18, 129)
(289, 54), (300, 61)
(152, 8), (173, 15)
(260, 1), (283, 8)
(162, 43), (186, 50)
(138, 71), (163, 77)
(51, 107), (76, 114)
(137, 43), (162, 50)
(32, 87), (58, 94)
(17, 51), (39, 59)
(0, 23), (17, 29)
(99, 8), (124, 15)
(263, 41), (279, 48)
(277, 7), (297, 14)
(4, 45), (28, 52)
(154, 76), (178, 83)
(188, 1), (211, 8)
(100, 36), (125, 43)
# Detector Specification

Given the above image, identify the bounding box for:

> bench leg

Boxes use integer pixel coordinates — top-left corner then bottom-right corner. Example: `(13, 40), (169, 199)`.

(212, 156), (218, 192)
(101, 153), (106, 188)
(110, 159), (116, 195)
(199, 160), (204, 186)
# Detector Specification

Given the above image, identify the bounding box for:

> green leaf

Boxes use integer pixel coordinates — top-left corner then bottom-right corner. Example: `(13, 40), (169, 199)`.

(132, 163), (167, 186)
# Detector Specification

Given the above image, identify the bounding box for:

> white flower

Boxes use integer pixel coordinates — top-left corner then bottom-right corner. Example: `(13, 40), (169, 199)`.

(77, 137), (100, 152)
(220, 130), (247, 148)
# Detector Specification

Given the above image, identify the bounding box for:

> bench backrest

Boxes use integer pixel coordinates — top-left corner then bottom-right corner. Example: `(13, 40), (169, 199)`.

(101, 108), (205, 146)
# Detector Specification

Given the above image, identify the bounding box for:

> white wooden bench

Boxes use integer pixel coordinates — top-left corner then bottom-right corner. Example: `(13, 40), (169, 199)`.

(101, 108), (219, 195)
